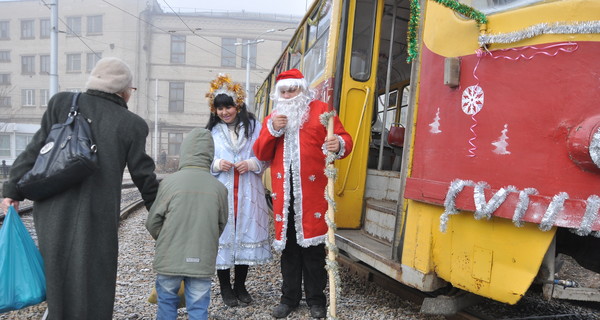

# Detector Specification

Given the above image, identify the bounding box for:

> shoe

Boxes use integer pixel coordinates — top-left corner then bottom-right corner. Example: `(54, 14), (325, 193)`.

(309, 305), (326, 319)
(220, 286), (239, 307)
(272, 303), (296, 318)
(234, 286), (253, 304)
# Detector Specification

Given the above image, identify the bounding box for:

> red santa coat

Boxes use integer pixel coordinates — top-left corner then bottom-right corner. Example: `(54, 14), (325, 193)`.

(253, 100), (353, 250)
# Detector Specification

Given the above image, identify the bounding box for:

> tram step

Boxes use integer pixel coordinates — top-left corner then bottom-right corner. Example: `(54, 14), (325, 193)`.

(365, 169), (401, 201)
(364, 198), (397, 243)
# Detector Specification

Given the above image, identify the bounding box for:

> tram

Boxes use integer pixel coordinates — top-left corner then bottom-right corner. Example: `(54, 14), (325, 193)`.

(253, 0), (600, 309)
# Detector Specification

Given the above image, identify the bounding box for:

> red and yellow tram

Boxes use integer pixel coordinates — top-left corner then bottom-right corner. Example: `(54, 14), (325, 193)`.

(254, 0), (600, 309)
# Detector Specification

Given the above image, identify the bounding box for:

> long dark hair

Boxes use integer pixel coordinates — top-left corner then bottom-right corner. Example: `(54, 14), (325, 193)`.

(205, 93), (256, 139)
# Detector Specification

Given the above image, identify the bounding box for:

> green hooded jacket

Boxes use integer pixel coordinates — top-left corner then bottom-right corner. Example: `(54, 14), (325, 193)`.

(146, 128), (228, 278)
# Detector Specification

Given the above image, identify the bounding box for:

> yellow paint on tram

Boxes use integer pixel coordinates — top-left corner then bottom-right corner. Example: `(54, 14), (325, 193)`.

(402, 200), (555, 304)
(424, 0), (600, 58)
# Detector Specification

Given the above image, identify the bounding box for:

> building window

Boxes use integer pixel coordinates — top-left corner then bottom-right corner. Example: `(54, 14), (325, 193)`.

(170, 35), (186, 64)
(40, 55), (50, 74)
(21, 20), (34, 39)
(0, 73), (10, 85)
(0, 50), (9, 62)
(241, 39), (258, 69)
(66, 16), (81, 36)
(0, 97), (11, 108)
(66, 53), (81, 72)
(40, 89), (49, 106)
(168, 82), (184, 112)
(86, 52), (102, 72)
(40, 18), (50, 38)
(221, 38), (236, 67)
(87, 15), (102, 35)
(15, 134), (33, 156)
(21, 55), (35, 75)
(22, 89), (35, 106)
(0, 21), (8, 40)
(0, 134), (10, 157)
(168, 132), (183, 156)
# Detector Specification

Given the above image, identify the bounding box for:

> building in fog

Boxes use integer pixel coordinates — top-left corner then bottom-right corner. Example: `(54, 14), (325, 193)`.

(0, 0), (299, 166)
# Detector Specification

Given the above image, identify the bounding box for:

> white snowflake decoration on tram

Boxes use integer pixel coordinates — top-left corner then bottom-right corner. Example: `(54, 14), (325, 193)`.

(461, 85), (484, 115)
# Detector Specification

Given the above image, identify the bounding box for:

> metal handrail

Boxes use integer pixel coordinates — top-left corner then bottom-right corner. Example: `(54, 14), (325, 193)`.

(337, 85), (370, 196)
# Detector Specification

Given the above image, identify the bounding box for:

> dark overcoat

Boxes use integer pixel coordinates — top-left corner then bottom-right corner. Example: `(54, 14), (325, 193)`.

(3, 90), (159, 320)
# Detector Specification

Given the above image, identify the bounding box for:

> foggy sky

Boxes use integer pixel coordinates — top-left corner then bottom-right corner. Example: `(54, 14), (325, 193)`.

(160, 0), (311, 16)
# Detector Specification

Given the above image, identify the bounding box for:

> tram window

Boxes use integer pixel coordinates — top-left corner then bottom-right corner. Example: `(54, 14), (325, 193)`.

(288, 33), (303, 70)
(307, 1), (331, 48)
(350, 0), (377, 81)
(400, 85), (410, 127)
(459, 0), (543, 14)
(376, 90), (399, 131)
(303, 35), (328, 85)
(275, 59), (287, 79)
(304, 1), (331, 85)
(254, 90), (265, 120)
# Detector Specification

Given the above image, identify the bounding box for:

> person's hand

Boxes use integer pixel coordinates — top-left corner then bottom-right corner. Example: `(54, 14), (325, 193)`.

(324, 136), (341, 153)
(272, 114), (288, 131)
(1, 198), (19, 212)
(220, 159), (235, 172)
(235, 161), (249, 174)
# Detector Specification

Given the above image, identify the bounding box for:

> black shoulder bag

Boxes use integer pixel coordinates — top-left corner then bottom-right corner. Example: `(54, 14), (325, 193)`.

(17, 92), (98, 201)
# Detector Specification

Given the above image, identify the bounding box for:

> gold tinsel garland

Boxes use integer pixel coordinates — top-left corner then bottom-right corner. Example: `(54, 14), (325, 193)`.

(205, 74), (246, 113)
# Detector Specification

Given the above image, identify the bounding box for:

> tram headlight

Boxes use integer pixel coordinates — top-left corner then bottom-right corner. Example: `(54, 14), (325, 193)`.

(567, 115), (600, 174)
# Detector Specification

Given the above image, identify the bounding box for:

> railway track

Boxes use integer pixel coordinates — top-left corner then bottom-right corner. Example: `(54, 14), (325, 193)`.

(337, 247), (600, 320)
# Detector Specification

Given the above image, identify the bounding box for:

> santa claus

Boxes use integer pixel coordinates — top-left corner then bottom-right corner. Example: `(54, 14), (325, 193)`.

(253, 69), (353, 319)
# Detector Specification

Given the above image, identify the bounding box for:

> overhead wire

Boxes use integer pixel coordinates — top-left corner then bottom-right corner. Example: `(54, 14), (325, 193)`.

(39, 0), (295, 107)
(160, 0), (272, 76)
(39, 1), (164, 105)
(100, 0), (218, 59)
(40, 0), (98, 57)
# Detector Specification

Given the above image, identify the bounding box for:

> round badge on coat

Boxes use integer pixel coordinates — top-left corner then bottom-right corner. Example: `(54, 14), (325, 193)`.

(40, 141), (54, 154)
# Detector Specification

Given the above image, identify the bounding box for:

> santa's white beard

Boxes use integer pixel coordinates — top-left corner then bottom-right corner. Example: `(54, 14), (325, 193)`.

(273, 93), (311, 132)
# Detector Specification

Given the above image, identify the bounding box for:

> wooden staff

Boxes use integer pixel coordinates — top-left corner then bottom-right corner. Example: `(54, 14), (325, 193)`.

(326, 116), (337, 318)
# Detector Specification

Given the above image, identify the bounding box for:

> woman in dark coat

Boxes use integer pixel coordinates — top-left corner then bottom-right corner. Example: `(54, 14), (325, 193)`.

(1, 57), (159, 320)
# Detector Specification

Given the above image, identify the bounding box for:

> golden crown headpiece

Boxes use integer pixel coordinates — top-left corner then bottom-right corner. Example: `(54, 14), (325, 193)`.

(205, 74), (246, 113)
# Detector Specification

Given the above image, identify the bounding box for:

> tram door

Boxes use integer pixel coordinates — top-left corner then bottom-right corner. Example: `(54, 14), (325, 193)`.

(337, 0), (413, 267)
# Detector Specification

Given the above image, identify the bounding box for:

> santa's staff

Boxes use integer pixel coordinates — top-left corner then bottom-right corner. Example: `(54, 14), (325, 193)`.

(321, 110), (341, 320)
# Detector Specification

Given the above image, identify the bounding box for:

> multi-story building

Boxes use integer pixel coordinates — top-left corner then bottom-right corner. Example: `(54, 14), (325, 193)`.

(0, 0), (299, 166)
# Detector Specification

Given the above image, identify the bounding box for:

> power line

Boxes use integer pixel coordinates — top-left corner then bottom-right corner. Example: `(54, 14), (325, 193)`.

(104, 0), (284, 79)
(102, 0), (226, 60)
(40, 0), (99, 57)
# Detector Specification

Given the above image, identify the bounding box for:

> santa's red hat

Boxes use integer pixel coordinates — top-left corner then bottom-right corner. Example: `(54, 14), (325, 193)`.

(276, 69), (304, 81)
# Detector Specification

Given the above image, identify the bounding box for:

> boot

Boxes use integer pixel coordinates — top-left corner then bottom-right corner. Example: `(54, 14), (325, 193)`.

(217, 269), (238, 307)
(233, 264), (252, 304)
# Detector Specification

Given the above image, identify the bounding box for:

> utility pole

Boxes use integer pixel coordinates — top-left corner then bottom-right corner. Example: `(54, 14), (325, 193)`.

(49, 0), (58, 95)
(236, 29), (274, 109)
(245, 42), (251, 106)
(154, 79), (159, 161)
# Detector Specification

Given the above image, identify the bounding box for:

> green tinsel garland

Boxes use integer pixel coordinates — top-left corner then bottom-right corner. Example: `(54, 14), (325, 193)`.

(406, 0), (421, 63)
(406, 0), (488, 63)
(434, 0), (487, 24)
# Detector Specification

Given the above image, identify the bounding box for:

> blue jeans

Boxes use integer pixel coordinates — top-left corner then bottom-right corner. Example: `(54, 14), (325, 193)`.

(156, 274), (211, 320)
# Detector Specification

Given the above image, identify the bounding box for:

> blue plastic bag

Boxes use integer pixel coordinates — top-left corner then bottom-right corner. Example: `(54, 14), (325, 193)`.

(0, 205), (46, 313)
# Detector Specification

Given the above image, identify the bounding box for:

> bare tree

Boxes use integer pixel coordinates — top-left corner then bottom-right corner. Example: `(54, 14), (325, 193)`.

(0, 85), (16, 124)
